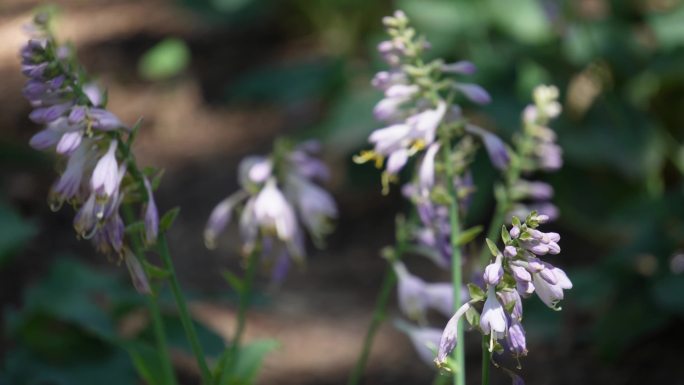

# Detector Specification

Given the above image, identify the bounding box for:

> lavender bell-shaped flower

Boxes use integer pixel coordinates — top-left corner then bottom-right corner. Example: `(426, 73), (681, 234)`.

(480, 286), (507, 351)
(435, 301), (472, 366)
(91, 140), (120, 198)
(394, 319), (443, 366)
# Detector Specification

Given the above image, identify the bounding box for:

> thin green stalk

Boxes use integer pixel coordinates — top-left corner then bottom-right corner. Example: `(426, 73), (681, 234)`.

(157, 233), (212, 385)
(122, 205), (177, 385)
(218, 248), (260, 385)
(481, 335), (490, 385)
(347, 266), (397, 385)
(147, 294), (178, 385)
(442, 139), (465, 385)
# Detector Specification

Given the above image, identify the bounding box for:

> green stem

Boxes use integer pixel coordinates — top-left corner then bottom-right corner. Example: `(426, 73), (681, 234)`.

(147, 294), (178, 385)
(481, 336), (490, 385)
(347, 266), (397, 385)
(442, 140), (465, 385)
(218, 249), (260, 385)
(157, 233), (212, 385)
(122, 205), (177, 385)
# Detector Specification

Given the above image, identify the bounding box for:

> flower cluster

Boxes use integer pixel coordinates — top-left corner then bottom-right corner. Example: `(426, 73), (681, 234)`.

(354, 10), (495, 194)
(436, 213), (572, 365)
(507, 85), (563, 221)
(204, 140), (337, 280)
(21, 14), (158, 291)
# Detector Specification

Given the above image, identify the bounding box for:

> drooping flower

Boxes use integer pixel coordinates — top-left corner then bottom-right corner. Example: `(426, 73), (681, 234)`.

(204, 140), (337, 279)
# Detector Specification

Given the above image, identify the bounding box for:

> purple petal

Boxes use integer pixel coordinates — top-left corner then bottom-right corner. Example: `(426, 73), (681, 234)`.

(455, 83), (491, 105)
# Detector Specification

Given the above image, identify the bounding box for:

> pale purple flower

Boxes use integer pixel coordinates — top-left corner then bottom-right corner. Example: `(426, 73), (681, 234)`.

(480, 286), (507, 351)
(435, 301), (472, 365)
(394, 262), (429, 322)
(286, 174), (337, 242)
(91, 140), (119, 197)
(506, 319), (528, 357)
(465, 124), (509, 170)
(418, 143), (440, 192)
(253, 179), (299, 244)
(532, 265), (572, 310)
(424, 283), (454, 318)
(142, 177), (159, 246)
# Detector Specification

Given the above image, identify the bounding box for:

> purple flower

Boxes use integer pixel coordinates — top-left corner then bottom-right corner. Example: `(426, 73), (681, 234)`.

(142, 177), (159, 246)
(394, 262), (429, 322)
(91, 140), (120, 197)
(483, 254), (504, 286)
(480, 287), (507, 351)
(418, 143), (440, 193)
(506, 319), (528, 357)
(253, 179), (299, 244)
(124, 248), (151, 295)
(441, 61), (477, 75)
(435, 301), (472, 366)
(454, 83), (491, 105)
(465, 124), (509, 170)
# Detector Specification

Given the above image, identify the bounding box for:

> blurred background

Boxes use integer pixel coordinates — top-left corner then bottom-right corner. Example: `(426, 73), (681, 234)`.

(1, 0), (684, 384)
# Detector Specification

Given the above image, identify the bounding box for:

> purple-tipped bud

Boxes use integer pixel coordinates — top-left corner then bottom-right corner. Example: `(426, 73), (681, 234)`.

(55, 131), (82, 155)
(507, 320), (528, 357)
(29, 103), (71, 124)
(68, 106), (87, 124)
(504, 246), (517, 258)
(441, 61), (477, 75)
(510, 264), (531, 282)
(29, 127), (61, 150)
(483, 260), (504, 286)
(124, 248), (152, 295)
(510, 226), (521, 239)
(454, 83), (491, 105)
(143, 177), (159, 246)
(89, 109), (123, 131)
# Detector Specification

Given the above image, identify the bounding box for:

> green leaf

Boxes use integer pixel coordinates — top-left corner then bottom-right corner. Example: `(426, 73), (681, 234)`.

(124, 221), (146, 235)
(222, 271), (245, 293)
(143, 261), (171, 280)
(455, 225), (483, 246)
(467, 283), (485, 302)
(122, 341), (165, 385)
(138, 38), (190, 81)
(501, 225), (511, 243)
(464, 306), (480, 328)
(159, 207), (181, 232)
(485, 238), (499, 257)
(220, 339), (279, 385)
(511, 216), (521, 228)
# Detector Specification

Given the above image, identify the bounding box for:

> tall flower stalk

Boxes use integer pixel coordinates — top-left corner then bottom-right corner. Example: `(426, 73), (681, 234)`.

(21, 13), (212, 385)
(352, 10), (571, 385)
(205, 138), (337, 384)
